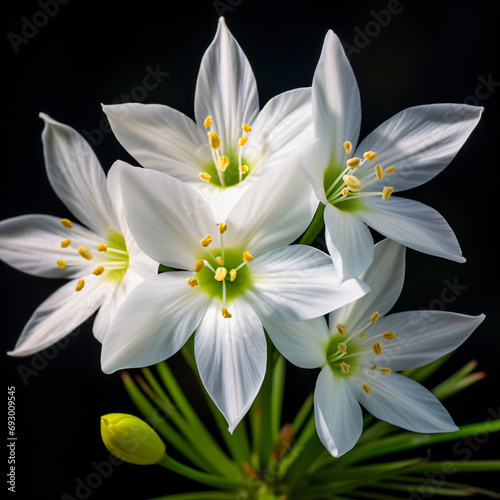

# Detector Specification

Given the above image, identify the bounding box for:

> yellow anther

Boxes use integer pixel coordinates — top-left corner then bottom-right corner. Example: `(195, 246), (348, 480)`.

(370, 365), (376, 370)
(217, 155), (230, 172)
(337, 323), (347, 336)
(364, 151), (377, 161)
(360, 332), (367, 339)
(200, 235), (212, 247)
(187, 278), (199, 288)
(219, 223), (228, 234)
(61, 218), (72, 229)
(342, 174), (361, 192)
(385, 166), (397, 175)
(194, 259), (205, 272)
(204, 115), (212, 129)
(216, 256), (224, 266)
(78, 246), (93, 260)
(229, 269), (237, 282)
(97, 244), (108, 252)
(214, 267), (227, 281)
(93, 266), (105, 276)
(239, 164), (249, 174)
(61, 238), (71, 248)
(56, 260), (67, 269)
(341, 187), (350, 196)
(362, 383), (372, 394)
(340, 362), (350, 374)
(346, 157), (361, 168)
(199, 172), (212, 182)
(382, 186), (394, 200)
(222, 308), (232, 318)
(370, 311), (379, 322)
(380, 367), (392, 375)
(343, 141), (353, 154)
(207, 131), (220, 150)
(373, 341), (383, 356)
(243, 251), (254, 263)
(375, 165), (384, 179)
(383, 331), (396, 340)
(238, 136), (248, 147)
(337, 343), (347, 353)
(242, 123), (252, 133)
(75, 279), (85, 292)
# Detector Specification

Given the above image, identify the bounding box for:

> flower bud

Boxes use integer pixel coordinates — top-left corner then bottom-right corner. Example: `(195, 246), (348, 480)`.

(100, 413), (166, 465)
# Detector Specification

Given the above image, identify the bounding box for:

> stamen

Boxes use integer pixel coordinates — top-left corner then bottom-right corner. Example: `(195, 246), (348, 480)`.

(337, 323), (347, 336)
(97, 244), (108, 252)
(207, 131), (221, 150)
(61, 238), (71, 248)
(229, 269), (237, 282)
(340, 362), (350, 374)
(219, 223), (228, 235)
(360, 332), (367, 339)
(372, 341), (383, 356)
(216, 256), (224, 265)
(346, 157), (361, 169)
(243, 251), (253, 263)
(239, 165), (249, 174)
(341, 187), (349, 196)
(221, 308), (232, 318)
(362, 383), (372, 394)
(370, 365), (376, 370)
(242, 123), (252, 133)
(61, 218), (73, 229)
(338, 343), (347, 353)
(57, 260), (67, 269)
(204, 116), (212, 129)
(382, 187), (393, 200)
(370, 311), (379, 322)
(343, 141), (353, 154)
(217, 155), (230, 172)
(375, 165), (384, 179)
(200, 235), (212, 247)
(214, 267), (227, 281)
(342, 174), (361, 192)
(385, 166), (397, 175)
(78, 246), (93, 260)
(383, 331), (396, 340)
(75, 279), (85, 292)
(380, 367), (392, 375)
(187, 278), (199, 288)
(363, 151), (377, 161)
(199, 172), (212, 182)
(194, 259), (205, 272)
(238, 136), (248, 147)
(93, 266), (105, 276)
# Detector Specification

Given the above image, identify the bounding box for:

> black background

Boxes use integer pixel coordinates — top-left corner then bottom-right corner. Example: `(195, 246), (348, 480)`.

(2, 0), (499, 498)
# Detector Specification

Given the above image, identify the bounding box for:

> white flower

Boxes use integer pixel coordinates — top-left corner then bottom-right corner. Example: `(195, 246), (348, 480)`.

(1, 114), (157, 356)
(102, 17), (314, 220)
(304, 30), (483, 281)
(265, 238), (485, 457)
(100, 161), (368, 432)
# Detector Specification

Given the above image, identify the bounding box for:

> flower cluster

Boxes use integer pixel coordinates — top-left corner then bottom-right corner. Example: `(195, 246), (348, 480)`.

(1, 17), (485, 462)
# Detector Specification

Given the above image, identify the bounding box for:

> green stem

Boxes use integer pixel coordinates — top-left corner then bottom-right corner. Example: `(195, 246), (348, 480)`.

(299, 203), (325, 245)
(147, 493), (237, 500)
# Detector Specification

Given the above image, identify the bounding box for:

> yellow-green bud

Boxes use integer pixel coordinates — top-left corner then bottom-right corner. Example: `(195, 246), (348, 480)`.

(100, 413), (166, 465)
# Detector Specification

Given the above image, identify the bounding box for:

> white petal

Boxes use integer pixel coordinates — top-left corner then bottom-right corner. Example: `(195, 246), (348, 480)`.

(246, 245), (368, 322)
(315, 367), (363, 457)
(40, 113), (118, 235)
(0, 214), (97, 279)
(194, 18), (259, 153)
(329, 239), (406, 333)
(353, 371), (457, 433)
(302, 139), (329, 205)
(194, 297), (266, 433)
(264, 316), (329, 369)
(117, 163), (214, 269)
(354, 104), (483, 192)
(370, 311), (485, 372)
(312, 30), (361, 169)
(245, 87), (313, 175)
(8, 275), (111, 357)
(357, 196), (465, 262)
(323, 203), (374, 282)
(101, 272), (210, 374)
(102, 103), (210, 181)
(225, 161), (317, 256)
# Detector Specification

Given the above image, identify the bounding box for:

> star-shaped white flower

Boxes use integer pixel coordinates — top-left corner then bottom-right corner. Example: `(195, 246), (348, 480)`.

(100, 161), (368, 432)
(304, 30), (483, 281)
(102, 17), (314, 220)
(1, 114), (157, 356)
(265, 238), (485, 457)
